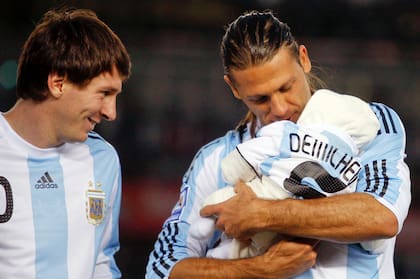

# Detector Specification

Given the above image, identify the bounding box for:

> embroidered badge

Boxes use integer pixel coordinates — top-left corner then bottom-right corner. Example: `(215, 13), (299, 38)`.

(165, 186), (188, 223)
(86, 181), (106, 225)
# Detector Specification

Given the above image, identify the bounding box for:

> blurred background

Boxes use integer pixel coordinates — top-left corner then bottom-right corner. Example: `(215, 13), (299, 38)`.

(0, 0), (419, 277)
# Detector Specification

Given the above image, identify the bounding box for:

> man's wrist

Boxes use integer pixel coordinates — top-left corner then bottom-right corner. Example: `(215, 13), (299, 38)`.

(250, 198), (277, 232)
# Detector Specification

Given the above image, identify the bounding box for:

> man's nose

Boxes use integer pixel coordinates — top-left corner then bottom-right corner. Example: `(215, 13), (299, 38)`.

(270, 94), (288, 119)
(101, 97), (117, 121)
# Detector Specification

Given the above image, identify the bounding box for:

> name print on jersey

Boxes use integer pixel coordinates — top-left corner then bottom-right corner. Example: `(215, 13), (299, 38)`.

(289, 132), (361, 185)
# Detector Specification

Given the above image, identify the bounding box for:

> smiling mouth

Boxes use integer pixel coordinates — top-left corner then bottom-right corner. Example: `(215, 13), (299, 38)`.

(88, 117), (97, 130)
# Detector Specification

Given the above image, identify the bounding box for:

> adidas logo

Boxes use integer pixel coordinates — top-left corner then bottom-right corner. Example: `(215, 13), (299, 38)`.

(34, 172), (58, 189)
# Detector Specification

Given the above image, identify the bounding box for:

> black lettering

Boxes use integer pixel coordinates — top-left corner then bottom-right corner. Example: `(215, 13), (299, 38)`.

(326, 146), (336, 165)
(342, 161), (361, 183)
(336, 154), (354, 174)
(289, 133), (300, 153)
(321, 143), (329, 161)
(302, 134), (312, 155)
(316, 141), (323, 159)
(311, 139), (318, 157)
(35, 183), (58, 189)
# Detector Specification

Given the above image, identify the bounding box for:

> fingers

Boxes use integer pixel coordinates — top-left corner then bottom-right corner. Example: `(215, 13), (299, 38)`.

(202, 182), (251, 218)
(200, 183), (255, 238)
(258, 239), (317, 278)
(272, 239), (317, 266)
(200, 207), (239, 237)
(200, 203), (218, 218)
(233, 180), (254, 196)
(199, 204), (227, 233)
(200, 187), (236, 217)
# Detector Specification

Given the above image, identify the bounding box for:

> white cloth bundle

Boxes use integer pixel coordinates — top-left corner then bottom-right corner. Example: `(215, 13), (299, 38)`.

(189, 89), (381, 258)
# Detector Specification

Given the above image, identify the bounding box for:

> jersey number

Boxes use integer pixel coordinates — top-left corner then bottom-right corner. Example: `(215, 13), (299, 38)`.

(0, 176), (13, 223)
(284, 161), (347, 199)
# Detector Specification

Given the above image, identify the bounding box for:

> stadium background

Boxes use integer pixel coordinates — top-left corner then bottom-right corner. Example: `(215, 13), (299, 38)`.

(0, 0), (418, 277)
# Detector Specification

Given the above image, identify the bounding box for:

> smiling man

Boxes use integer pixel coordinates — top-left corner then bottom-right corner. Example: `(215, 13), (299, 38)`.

(0, 7), (131, 279)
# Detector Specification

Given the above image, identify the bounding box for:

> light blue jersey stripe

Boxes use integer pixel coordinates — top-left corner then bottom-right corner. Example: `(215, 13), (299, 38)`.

(28, 156), (68, 279)
(347, 244), (379, 278)
(295, 270), (314, 279)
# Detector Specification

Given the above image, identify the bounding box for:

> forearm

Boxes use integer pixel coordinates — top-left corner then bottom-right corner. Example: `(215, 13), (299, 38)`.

(170, 257), (262, 279)
(253, 193), (398, 242)
(170, 239), (316, 279)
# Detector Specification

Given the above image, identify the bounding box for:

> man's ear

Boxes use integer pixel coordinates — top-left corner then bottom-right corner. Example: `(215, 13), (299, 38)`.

(298, 45), (312, 73)
(47, 73), (65, 98)
(224, 75), (241, 100)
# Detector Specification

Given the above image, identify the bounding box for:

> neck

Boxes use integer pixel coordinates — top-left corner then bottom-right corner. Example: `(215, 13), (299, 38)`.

(4, 98), (60, 148)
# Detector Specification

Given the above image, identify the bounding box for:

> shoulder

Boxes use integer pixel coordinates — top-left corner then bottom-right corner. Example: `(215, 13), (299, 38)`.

(361, 102), (407, 159)
(369, 102), (406, 136)
(182, 129), (242, 185)
(194, 129), (242, 160)
(84, 131), (119, 160)
(86, 131), (115, 147)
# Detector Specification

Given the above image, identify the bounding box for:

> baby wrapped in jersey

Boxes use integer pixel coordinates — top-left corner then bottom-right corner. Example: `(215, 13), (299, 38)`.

(189, 89), (381, 259)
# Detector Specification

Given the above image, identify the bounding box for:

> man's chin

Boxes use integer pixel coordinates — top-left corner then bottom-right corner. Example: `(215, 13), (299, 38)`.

(67, 133), (89, 144)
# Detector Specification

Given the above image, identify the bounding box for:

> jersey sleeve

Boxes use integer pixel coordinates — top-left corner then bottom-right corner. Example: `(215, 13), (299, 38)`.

(357, 103), (411, 233)
(145, 132), (238, 279)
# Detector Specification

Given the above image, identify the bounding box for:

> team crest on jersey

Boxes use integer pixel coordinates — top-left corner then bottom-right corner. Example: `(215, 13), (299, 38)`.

(86, 181), (106, 225)
(165, 186), (189, 223)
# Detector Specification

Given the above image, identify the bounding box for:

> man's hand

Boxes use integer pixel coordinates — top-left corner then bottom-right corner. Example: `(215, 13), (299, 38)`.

(245, 238), (317, 279)
(200, 181), (259, 239)
(170, 238), (317, 279)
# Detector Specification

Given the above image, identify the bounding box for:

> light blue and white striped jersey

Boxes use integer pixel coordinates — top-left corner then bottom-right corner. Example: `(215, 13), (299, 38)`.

(146, 103), (411, 279)
(0, 114), (122, 279)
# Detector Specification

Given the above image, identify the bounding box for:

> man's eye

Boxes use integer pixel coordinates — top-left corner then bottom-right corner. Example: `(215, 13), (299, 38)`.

(279, 86), (291, 93)
(250, 96), (269, 104)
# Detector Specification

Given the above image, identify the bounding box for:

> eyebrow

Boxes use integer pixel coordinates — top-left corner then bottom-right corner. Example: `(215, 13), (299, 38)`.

(280, 77), (296, 89)
(100, 84), (122, 93)
(247, 76), (296, 97)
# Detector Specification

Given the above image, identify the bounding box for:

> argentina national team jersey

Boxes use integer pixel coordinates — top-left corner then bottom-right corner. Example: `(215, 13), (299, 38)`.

(146, 102), (411, 279)
(0, 114), (122, 279)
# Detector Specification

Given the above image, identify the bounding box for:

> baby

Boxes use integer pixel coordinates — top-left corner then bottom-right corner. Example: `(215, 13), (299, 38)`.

(189, 89), (381, 259)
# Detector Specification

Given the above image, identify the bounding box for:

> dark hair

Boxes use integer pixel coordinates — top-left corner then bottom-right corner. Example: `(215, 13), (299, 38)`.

(221, 10), (298, 76)
(220, 10), (324, 136)
(16, 7), (131, 101)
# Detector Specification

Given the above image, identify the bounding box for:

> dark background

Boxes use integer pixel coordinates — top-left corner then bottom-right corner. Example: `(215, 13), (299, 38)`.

(0, 0), (419, 278)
